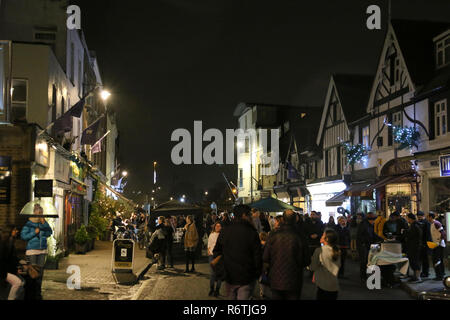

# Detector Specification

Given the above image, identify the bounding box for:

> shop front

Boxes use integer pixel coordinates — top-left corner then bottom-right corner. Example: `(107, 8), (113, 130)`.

(307, 180), (348, 222)
(274, 182), (309, 213)
(375, 158), (419, 216)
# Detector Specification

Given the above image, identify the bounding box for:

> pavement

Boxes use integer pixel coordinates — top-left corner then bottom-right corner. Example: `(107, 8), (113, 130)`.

(136, 252), (414, 300)
(42, 241), (152, 300)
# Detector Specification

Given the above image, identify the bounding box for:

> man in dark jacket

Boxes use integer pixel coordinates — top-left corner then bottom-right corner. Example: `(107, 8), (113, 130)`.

(303, 211), (324, 257)
(405, 213), (423, 283)
(416, 211), (431, 278)
(334, 216), (351, 278)
(263, 210), (305, 300)
(213, 205), (262, 300)
(356, 212), (382, 282)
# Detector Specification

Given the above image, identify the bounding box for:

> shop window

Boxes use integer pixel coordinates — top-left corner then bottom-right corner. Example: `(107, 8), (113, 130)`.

(435, 100), (447, 138)
(362, 126), (370, 149)
(11, 79), (28, 122)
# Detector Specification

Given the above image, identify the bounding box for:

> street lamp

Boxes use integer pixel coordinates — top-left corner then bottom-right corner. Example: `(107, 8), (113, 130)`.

(204, 191), (208, 196)
(101, 90), (111, 101)
(122, 171), (128, 177)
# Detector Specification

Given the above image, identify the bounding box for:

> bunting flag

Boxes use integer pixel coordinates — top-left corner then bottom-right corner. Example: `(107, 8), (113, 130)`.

(81, 117), (102, 145)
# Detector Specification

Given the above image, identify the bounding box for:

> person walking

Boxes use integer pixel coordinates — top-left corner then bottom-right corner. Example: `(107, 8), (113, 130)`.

(208, 222), (222, 297)
(405, 213), (423, 283)
(148, 216), (167, 270)
(326, 216), (336, 229)
(263, 210), (305, 300)
(183, 215), (199, 273)
(20, 204), (53, 300)
(310, 229), (341, 300)
(0, 226), (24, 300)
(427, 212), (447, 281)
(334, 216), (350, 278)
(213, 205), (262, 300)
(164, 218), (175, 269)
(416, 211), (431, 278)
(304, 211), (324, 265)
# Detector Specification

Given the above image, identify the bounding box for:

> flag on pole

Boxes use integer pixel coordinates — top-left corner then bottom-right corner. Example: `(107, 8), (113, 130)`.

(286, 161), (301, 180)
(91, 130), (110, 154)
(81, 117), (102, 145)
(69, 98), (85, 118)
(54, 111), (73, 134)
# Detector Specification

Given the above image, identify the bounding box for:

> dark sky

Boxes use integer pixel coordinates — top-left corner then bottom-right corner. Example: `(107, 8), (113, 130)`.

(73, 0), (450, 200)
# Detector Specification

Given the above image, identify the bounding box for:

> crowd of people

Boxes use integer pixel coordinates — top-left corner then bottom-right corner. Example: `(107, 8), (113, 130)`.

(207, 206), (447, 300)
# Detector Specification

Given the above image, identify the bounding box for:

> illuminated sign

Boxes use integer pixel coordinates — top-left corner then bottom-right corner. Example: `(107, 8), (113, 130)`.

(440, 154), (450, 177)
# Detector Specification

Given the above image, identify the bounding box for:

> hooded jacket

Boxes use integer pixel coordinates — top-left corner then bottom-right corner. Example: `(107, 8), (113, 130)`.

(21, 220), (53, 251)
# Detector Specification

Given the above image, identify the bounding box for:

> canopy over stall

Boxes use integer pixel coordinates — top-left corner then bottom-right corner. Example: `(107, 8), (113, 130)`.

(249, 197), (301, 213)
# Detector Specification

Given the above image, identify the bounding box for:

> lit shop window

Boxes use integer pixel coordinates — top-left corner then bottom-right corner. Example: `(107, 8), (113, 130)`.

(362, 126), (370, 149)
(435, 100), (447, 138)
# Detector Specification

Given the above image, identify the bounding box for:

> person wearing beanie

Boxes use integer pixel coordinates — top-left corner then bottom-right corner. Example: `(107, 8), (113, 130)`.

(405, 214), (423, 283)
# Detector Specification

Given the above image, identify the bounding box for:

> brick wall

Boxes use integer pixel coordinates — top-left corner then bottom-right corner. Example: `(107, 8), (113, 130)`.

(0, 124), (34, 229)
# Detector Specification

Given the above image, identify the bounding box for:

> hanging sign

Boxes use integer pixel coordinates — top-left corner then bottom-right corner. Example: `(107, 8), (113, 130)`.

(439, 154), (450, 177)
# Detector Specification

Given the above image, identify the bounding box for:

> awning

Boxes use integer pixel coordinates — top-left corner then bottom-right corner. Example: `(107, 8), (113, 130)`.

(326, 192), (347, 207)
(344, 183), (373, 197)
(370, 174), (414, 190)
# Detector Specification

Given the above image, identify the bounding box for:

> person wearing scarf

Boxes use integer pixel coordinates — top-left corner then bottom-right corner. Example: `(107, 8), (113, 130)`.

(310, 229), (341, 300)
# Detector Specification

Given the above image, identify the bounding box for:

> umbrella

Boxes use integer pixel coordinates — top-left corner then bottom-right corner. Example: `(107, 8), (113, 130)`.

(20, 198), (59, 218)
(249, 197), (301, 213)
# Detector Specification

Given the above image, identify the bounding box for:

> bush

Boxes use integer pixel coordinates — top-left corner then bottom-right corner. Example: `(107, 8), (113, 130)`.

(86, 225), (98, 241)
(74, 225), (89, 245)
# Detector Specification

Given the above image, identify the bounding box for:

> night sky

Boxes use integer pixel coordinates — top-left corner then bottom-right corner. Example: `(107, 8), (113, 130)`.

(73, 0), (450, 201)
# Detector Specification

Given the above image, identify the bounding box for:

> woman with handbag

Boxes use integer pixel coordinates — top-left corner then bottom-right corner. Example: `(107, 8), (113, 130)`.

(20, 204), (53, 300)
(184, 215), (199, 273)
(208, 222), (222, 297)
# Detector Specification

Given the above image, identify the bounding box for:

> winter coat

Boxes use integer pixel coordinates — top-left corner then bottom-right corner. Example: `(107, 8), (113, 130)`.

(374, 216), (387, 240)
(184, 222), (199, 249)
(356, 219), (381, 250)
(416, 219), (432, 245)
(303, 218), (325, 247)
(21, 220), (53, 251)
(213, 219), (262, 286)
(405, 221), (422, 256)
(149, 224), (167, 253)
(334, 225), (351, 248)
(263, 225), (305, 292)
(310, 246), (341, 292)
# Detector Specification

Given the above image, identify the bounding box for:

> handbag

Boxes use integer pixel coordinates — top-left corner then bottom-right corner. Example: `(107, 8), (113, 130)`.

(28, 265), (41, 280)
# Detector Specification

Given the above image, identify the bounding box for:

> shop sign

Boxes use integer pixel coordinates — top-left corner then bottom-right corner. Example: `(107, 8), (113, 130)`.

(112, 239), (134, 271)
(0, 156), (12, 204)
(34, 180), (53, 198)
(381, 159), (415, 176)
(439, 155), (450, 177)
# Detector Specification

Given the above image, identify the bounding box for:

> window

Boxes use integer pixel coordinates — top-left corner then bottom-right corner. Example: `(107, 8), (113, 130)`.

(239, 169), (244, 188)
(435, 100), (447, 137)
(11, 79), (28, 122)
(362, 126), (370, 148)
(436, 36), (450, 68)
(393, 111), (402, 127)
(78, 59), (83, 97)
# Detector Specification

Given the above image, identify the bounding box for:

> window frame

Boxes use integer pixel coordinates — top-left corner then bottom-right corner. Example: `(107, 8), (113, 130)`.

(11, 78), (28, 122)
(435, 99), (447, 138)
(436, 36), (450, 69)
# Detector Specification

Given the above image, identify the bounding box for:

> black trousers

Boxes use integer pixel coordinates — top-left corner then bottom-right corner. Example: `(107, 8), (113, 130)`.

(185, 250), (195, 269)
(432, 246), (445, 278)
(165, 241), (173, 267)
(358, 245), (369, 280)
(420, 246), (430, 276)
(271, 290), (301, 300)
(339, 248), (347, 276)
(316, 287), (338, 300)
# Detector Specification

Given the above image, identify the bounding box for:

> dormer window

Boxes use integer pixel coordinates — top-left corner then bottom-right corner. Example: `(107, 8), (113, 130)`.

(435, 33), (450, 69)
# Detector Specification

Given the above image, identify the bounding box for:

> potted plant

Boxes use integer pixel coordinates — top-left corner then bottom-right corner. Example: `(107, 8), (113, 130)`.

(74, 225), (89, 254)
(86, 225), (98, 251)
(45, 253), (62, 270)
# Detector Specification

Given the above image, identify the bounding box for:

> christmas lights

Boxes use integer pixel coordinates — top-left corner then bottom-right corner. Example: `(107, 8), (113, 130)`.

(341, 143), (368, 166)
(393, 126), (420, 150)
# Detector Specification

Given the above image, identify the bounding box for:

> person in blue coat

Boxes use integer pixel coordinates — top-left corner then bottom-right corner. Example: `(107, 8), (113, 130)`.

(20, 204), (53, 300)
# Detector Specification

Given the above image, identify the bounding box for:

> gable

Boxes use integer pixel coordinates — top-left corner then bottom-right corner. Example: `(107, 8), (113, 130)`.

(367, 24), (414, 113)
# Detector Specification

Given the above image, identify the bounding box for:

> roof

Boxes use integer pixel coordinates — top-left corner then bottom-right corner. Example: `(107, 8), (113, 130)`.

(332, 74), (374, 124)
(391, 19), (450, 87)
